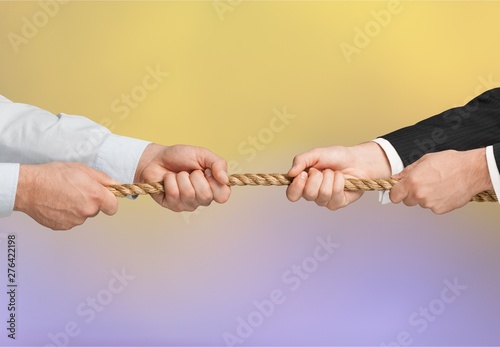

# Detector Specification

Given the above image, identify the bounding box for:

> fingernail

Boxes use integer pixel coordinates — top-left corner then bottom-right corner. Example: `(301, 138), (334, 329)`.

(205, 168), (213, 178)
(299, 171), (307, 179)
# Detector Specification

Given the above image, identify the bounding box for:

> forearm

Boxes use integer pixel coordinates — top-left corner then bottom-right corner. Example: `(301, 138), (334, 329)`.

(0, 100), (110, 164)
(381, 88), (500, 166)
(348, 141), (392, 178)
(0, 97), (150, 183)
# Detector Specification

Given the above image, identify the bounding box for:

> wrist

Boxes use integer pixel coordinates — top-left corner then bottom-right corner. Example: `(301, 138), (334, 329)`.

(466, 148), (493, 193)
(349, 142), (392, 178)
(134, 143), (160, 183)
(14, 165), (37, 213)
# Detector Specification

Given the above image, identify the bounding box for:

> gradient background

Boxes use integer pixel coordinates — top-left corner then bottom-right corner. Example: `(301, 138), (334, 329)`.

(1, 1), (500, 346)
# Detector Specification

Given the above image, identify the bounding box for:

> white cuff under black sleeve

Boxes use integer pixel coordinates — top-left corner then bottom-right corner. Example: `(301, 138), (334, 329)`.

(485, 145), (500, 205)
(372, 138), (404, 204)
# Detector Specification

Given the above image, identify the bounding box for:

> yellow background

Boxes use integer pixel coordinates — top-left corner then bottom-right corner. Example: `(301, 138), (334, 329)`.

(2, 1), (500, 162)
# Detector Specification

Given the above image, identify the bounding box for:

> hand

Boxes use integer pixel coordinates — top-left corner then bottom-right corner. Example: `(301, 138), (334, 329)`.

(134, 144), (231, 212)
(286, 142), (391, 210)
(14, 162), (119, 230)
(389, 149), (493, 214)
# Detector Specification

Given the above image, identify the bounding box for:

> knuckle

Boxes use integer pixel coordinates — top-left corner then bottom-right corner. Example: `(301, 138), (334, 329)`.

(315, 196), (328, 206)
(318, 187), (331, 199)
(420, 200), (432, 209)
(51, 224), (66, 231)
(166, 204), (183, 213)
(167, 191), (180, 202)
(197, 189), (213, 204)
(74, 217), (87, 226)
(327, 204), (342, 211)
(200, 200), (213, 207)
(303, 191), (316, 201)
(432, 207), (445, 215)
(332, 183), (343, 194)
(183, 204), (198, 212)
(214, 192), (230, 204)
(182, 189), (196, 202)
(407, 175), (419, 187)
(413, 190), (426, 201)
(78, 203), (99, 217)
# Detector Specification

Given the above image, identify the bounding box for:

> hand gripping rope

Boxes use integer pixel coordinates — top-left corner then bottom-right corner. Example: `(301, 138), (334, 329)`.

(106, 173), (498, 202)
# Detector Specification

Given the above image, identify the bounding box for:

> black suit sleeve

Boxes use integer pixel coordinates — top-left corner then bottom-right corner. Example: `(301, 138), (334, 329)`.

(381, 88), (500, 167)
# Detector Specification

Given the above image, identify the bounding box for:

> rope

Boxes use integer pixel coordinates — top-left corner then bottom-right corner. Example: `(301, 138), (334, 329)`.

(106, 173), (498, 202)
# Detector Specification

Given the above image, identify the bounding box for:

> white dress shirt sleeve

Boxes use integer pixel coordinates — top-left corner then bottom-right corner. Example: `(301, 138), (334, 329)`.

(372, 138), (404, 204)
(485, 145), (500, 204)
(0, 163), (20, 218)
(0, 95), (150, 217)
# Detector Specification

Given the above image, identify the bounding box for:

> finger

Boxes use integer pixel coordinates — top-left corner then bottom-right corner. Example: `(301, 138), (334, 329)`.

(389, 180), (409, 204)
(177, 172), (197, 211)
(86, 169), (121, 215)
(89, 168), (122, 186)
(190, 170), (213, 206)
(403, 196), (419, 207)
(288, 149), (321, 177)
(316, 169), (334, 206)
(206, 168), (231, 204)
(286, 171), (308, 202)
(163, 172), (182, 211)
(391, 163), (414, 181)
(303, 168), (323, 201)
(198, 149), (229, 185)
(99, 187), (119, 216)
(326, 171), (347, 210)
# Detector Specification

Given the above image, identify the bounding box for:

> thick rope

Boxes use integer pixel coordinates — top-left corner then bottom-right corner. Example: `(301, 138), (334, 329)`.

(106, 173), (498, 202)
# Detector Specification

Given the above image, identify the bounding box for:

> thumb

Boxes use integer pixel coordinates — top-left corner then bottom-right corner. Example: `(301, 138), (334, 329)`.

(199, 149), (229, 185)
(288, 150), (321, 177)
(389, 164), (416, 204)
(90, 169), (121, 186)
(86, 169), (119, 216)
(391, 163), (414, 181)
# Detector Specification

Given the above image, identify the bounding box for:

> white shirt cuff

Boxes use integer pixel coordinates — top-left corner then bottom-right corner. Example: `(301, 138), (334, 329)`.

(0, 95), (12, 103)
(0, 163), (20, 218)
(372, 138), (404, 204)
(485, 145), (500, 205)
(93, 134), (150, 184)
